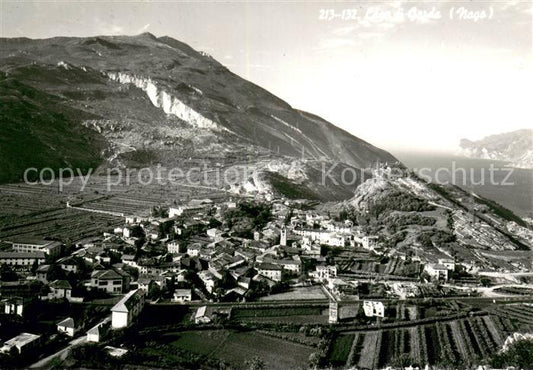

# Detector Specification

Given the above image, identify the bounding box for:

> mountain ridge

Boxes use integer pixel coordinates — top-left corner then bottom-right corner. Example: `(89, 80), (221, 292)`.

(458, 129), (533, 169)
(0, 33), (397, 199)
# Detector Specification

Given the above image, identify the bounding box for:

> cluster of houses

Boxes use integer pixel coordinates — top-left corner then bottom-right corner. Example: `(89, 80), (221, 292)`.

(0, 197), (459, 307)
(0, 195), (468, 359)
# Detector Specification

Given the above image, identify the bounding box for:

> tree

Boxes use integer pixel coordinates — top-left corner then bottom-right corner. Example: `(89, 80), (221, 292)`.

(208, 218), (222, 228)
(122, 265), (139, 280)
(490, 338), (533, 369)
(134, 237), (146, 249)
(130, 225), (145, 238)
(29, 280), (44, 294)
(46, 264), (66, 281)
(245, 280), (269, 300)
(270, 281), (290, 294)
(337, 210), (348, 221)
(151, 206), (164, 218)
(218, 270), (236, 289)
(39, 284), (51, 296)
(69, 344), (113, 368)
(308, 352), (322, 369)
(0, 265), (18, 281)
(31, 259), (39, 274)
(284, 207), (294, 225)
(148, 284), (161, 300)
(167, 276), (176, 293)
(245, 356), (265, 370)
(158, 220), (174, 236)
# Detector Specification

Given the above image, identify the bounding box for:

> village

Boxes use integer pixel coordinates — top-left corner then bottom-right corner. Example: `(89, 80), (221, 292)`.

(0, 191), (532, 369)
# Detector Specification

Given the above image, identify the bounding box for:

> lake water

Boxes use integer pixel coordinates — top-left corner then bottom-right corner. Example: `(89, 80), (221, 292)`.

(391, 151), (533, 218)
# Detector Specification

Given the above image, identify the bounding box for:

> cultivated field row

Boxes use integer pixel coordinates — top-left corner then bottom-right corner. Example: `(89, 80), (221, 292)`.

(329, 309), (532, 369)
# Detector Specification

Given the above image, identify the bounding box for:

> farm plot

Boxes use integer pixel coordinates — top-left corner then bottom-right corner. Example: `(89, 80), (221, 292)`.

(376, 328), (413, 368)
(0, 176), (134, 216)
(448, 320), (473, 361)
(78, 195), (154, 216)
(259, 286), (327, 301)
(490, 303), (533, 332)
(383, 257), (419, 276)
(332, 312), (512, 368)
(0, 183), (67, 218)
(357, 331), (381, 369)
(116, 170), (231, 203)
(328, 334), (354, 366)
(236, 315), (329, 324)
(438, 322), (462, 365)
(0, 208), (121, 242)
(419, 317), (507, 367)
(392, 303), (418, 321)
(408, 326), (422, 365)
(77, 179), (229, 216)
(257, 330), (321, 347)
(157, 329), (314, 369)
(231, 306), (328, 324)
(493, 286), (533, 295)
(346, 333), (364, 367)
(340, 259), (380, 274)
(406, 305), (418, 320)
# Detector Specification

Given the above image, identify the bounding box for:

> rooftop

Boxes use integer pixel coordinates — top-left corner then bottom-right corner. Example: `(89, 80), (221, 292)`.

(195, 305), (207, 318)
(92, 269), (123, 280)
(257, 262), (282, 271)
(8, 237), (54, 245)
(87, 317), (111, 335)
(3, 332), (41, 347)
(50, 280), (72, 290)
(36, 264), (51, 272)
(105, 346), (129, 357)
(111, 289), (145, 313)
(57, 256), (78, 265)
(0, 251), (45, 259)
(429, 264), (449, 270)
(57, 317), (75, 328)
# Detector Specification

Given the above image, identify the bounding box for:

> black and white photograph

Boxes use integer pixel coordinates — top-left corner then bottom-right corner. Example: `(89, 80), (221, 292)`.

(0, 0), (532, 369)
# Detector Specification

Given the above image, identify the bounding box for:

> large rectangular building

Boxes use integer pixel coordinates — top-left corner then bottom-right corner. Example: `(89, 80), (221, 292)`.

(0, 252), (45, 267)
(111, 289), (146, 329)
(8, 238), (61, 258)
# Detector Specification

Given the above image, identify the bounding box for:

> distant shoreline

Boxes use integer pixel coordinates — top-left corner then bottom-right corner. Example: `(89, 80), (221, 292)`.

(391, 151), (533, 218)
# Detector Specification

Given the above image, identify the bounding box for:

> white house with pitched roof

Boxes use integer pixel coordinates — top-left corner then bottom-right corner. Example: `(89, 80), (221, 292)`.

(57, 317), (76, 337)
(111, 289), (146, 329)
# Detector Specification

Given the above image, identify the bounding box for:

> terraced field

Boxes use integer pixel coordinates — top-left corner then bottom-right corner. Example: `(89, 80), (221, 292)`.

(0, 207), (122, 242)
(326, 305), (533, 369)
(0, 169), (231, 242)
(337, 256), (421, 279)
(488, 303), (533, 333)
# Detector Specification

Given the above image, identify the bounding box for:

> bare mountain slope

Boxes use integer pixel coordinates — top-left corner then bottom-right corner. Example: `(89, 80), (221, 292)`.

(0, 33), (397, 198)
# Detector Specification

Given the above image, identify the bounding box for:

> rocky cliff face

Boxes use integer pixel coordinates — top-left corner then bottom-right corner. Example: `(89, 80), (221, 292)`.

(107, 72), (221, 130)
(458, 129), (533, 169)
(0, 33), (398, 198)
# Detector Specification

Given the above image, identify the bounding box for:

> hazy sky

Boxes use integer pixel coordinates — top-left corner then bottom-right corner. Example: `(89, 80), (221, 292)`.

(1, 0), (532, 152)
